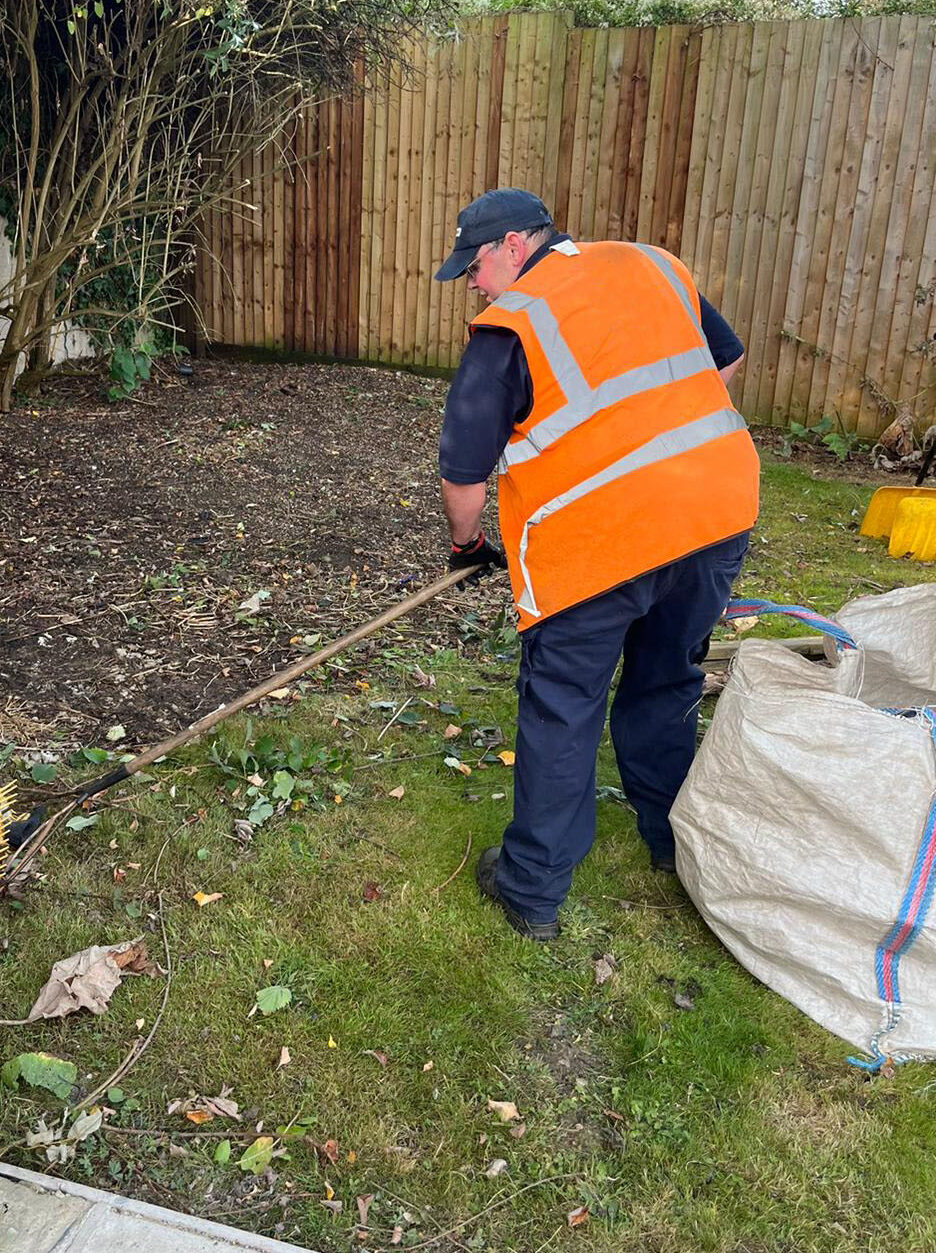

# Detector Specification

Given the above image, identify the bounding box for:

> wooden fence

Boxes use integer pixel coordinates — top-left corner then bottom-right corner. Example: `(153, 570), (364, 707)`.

(196, 13), (936, 436)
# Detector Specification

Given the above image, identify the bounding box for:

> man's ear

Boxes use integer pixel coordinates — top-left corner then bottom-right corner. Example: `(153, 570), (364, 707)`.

(503, 231), (528, 265)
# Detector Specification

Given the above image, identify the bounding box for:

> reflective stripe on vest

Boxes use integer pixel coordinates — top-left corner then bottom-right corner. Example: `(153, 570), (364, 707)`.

(496, 244), (717, 473)
(514, 406), (747, 617)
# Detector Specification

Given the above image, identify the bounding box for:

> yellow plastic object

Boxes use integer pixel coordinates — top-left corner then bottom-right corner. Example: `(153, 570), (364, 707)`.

(860, 485), (936, 538)
(888, 497), (936, 562)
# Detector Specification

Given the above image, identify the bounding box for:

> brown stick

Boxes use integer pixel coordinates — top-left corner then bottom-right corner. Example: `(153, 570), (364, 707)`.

(3, 566), (483, 885)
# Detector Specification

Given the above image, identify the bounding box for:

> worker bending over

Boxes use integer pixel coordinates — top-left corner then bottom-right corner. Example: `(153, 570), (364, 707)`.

(436, 188), (759, 941)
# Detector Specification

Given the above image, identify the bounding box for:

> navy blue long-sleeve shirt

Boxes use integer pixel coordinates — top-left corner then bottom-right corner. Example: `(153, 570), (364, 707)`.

(439, 235), (744, 485)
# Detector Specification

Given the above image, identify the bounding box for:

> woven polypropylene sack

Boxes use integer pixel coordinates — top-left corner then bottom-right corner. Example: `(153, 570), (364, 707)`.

(670, 583), (936, 1061)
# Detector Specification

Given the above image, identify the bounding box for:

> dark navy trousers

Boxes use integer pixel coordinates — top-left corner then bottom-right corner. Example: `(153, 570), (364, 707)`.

(495, 533), (749, 923)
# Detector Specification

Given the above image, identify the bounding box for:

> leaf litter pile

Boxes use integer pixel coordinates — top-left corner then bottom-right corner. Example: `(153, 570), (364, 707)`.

(0, 359), (503, 754)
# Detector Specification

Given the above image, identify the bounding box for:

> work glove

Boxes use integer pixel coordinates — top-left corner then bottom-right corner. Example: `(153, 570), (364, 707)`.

(448, 530), (506, 579)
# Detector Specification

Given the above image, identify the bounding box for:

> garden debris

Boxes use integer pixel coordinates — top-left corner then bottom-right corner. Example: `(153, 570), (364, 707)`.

(192, 890), (223, 906)
(26, 1107), (104, 1164)
(364, 1049), (388, 1067)
(487, 1099), (520, 1122)
(276, 1046), (291, 1069)
(485, 1158), (508, 1178)
(388, 786), (405, 800)
(2, 1052), (78, 1099)
(567, 1204), (589, 1228)
(593, 953), (617, 986)
(4, 938), (156, 1025)
(170, 1087), (241, 1122)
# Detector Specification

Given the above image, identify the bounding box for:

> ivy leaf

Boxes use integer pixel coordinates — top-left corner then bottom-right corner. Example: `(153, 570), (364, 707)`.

(2, 1053), (78, 1100)
(82, 746), (110, 764)
(238, 1136), (274, 1174)
(214, 1138), (232, 1165)
(255, 985), (292, 1016)
(271, 770), (294, 801)
(30, 763), (57, 784)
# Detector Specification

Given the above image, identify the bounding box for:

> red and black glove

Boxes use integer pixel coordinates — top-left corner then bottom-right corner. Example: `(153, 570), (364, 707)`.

(448, 530), (506, 576)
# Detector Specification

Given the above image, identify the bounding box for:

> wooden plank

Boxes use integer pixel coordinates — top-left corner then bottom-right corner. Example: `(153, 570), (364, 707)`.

(853, 15), (924, 435)
(498, 14), (520, 186)
(879, 20), (936, 423)
(402, 39), (426, 365)
(592, 28), (623, 241)
(774, 19), (844, 421)
(326, 99), (341, 355)
(438, 38), (461, 367)
(554, 28), (582, 231)
(262, 136), (275, 348)
(510, 14), (538, 190)
(348, 79), (365, 361)
(305, 107), (320, 355)
(451, 25), (482, 359)
(541, 13), (571, 213)
(664, 25), (701, 254)
(415, 36), (439, 368)
(604, 29), (637, 240)
(378, 72), (401, 363)
(680, 24), (720, 271)
(786, 19), (858, 421)
(486, 17), (509, 192)
(806, 19), (881, 420)
(250, 144), (264, 348)
(689, 24), (733, 291)
(636, 24), (670, 243)
(525, 13), (554, 199)
(367, 85), (387, 362)
(754, 18), (822, 421)
(822, 17), (900, 427)
(650, 23), (685, 248)
(705, 22), (753, 308)
(733, 21), (790, 408)
(566, 27), (596, 238)
(580, 26), (609, 241)
(622, 27), (655, 243)
(272, 124), (285, 350)
(720, 22), (771, 329)
(390, 49), (414, 364)
(283, 116), (297, 351)
(335, 95), (353, 358)
(427, 39), (452, 367)
(292, 111), (307, 352)
(232, 154), (246, 345)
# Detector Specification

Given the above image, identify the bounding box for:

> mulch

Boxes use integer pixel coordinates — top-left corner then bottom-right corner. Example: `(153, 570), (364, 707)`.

(0, 357), (908, 755)
(0, 359), (498, 754)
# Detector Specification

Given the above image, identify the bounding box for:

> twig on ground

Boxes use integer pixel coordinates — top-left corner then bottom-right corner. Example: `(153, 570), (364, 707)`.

(376, 696), (414, 742)
(354, 750), (445, 771)
(388, 1174), (580, 1252)
(431, 832), (472, 895)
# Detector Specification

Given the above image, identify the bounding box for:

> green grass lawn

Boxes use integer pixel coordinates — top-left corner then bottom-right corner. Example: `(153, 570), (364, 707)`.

(2, 453), (935, 1252)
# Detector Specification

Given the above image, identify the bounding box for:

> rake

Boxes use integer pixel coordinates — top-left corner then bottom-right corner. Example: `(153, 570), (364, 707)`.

(1, 565), (482, 895)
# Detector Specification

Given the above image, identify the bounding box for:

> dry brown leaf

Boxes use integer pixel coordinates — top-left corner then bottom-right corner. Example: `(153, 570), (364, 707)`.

(422, 1060), (433, 1072)
(567, 1205), (589, 1229)
(487, 1099), (520, 1122)
(192, 891), (223, 907)
(390, 1226), (403, 1245)
(22, 938), (156, 1023)
(497, 750), (516, 767)
(362, 882), (381, 903)
(364, 1049), (388, 1067)
(320, 1138), (339, 1164)
(277, 1046), (291, 1070)
(262, 958), (273, 970)
(356, 1193), (374, 1228)
(485, 1158), (508, 1178)
(443, 724), (461, 739)
(509, 1122), (527, 1138)
(388, 786), (405, 800)
(729, 615), (760, 635)
(185, 1110), (213, 1125)
(268, 687), (291, 699)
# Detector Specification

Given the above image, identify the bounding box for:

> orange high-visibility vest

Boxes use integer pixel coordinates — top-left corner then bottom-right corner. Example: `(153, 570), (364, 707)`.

(471, 240), (760, 631)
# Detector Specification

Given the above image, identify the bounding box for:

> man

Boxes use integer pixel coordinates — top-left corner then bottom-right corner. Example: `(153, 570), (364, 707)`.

(436, 187), (759, 942)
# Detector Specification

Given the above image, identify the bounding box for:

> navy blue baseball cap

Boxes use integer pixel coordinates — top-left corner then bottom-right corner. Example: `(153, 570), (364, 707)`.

(434, 188), (553, 281)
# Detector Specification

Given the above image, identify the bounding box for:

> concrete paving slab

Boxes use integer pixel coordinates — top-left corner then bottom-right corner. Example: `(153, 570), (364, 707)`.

(0, 1163), (320, 1253)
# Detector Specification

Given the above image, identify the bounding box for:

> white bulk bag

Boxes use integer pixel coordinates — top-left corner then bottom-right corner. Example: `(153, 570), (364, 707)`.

(670, 583), (936, 1066)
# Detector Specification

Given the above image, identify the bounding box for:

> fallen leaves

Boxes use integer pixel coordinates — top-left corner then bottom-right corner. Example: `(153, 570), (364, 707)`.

(485, 1158), (508, 1178)
(362, 881), (381, 902)
(487, 1098), (520, 1122)
(388, 785), (405, 800)
(277, 1046), (291, 1069)
(497, 750), (516, 767)
(238, 1135), (274, 1174)
(444, 756), (472, 776)
(364, 1049), (388, 1068)
(192, 891), (223, 907)
(443, 724), (461, 740)
(2, 1053), (77, 1100)
(567, 1205), (589, 1228)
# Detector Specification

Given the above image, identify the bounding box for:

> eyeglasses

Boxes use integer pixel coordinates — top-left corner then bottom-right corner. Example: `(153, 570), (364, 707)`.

(466, 238), (504, 281)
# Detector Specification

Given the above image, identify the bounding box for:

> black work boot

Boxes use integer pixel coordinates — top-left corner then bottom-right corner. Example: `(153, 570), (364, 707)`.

(475, 845), (561, 942)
